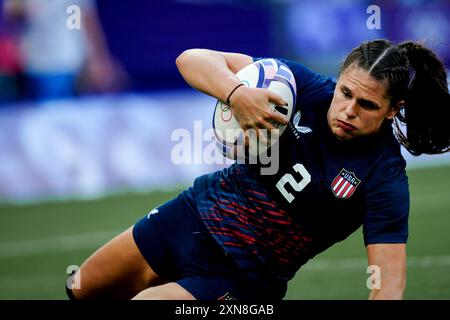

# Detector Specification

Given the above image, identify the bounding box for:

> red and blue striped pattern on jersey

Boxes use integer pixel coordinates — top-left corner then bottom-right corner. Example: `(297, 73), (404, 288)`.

(193, 163), (313, 281)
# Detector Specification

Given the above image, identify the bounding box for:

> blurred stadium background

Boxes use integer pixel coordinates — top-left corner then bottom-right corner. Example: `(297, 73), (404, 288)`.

(0, 0), (449, 299)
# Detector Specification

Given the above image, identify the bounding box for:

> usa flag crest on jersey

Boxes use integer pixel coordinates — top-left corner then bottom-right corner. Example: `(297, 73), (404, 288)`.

(331, 169), (361, 199)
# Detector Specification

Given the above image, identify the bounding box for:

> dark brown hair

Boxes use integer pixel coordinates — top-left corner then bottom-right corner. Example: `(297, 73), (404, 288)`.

(341, 39), (450, 155)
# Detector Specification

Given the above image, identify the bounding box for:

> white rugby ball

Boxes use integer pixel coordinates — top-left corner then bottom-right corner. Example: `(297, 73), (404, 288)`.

(213, 58), (297, 160)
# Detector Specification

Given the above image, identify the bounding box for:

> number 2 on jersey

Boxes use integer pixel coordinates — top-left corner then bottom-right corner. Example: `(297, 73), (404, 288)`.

(276, 163), (311, 203)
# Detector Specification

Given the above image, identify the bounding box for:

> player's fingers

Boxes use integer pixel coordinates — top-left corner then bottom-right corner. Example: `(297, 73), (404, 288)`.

(243, 129), (250, 148)
(243, 127), (269, 150)
(266, 90), (287, 107)
(257, 118), (276, 131)
(254, 124), (274, 148)
(255, 127), (269, 146)
(260, 121), (282, 147)
(269, 110), (289, 126)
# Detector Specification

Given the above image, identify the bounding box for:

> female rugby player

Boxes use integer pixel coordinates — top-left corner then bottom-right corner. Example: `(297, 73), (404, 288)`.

(67, 39), (450, 300)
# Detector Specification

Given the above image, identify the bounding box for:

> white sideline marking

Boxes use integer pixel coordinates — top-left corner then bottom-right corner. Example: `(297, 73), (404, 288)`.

(0, 230), (449, 272)
(0, 230), (122, 258)
(303, 255), (450, 271)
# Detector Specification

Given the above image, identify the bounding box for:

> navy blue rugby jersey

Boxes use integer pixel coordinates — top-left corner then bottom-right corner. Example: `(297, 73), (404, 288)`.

(190, 58), (409, 282)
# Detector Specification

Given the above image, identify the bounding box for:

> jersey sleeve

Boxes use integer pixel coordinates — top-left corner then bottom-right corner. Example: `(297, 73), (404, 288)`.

(362, 159), (410, 246)
(253, 57), (336, 108)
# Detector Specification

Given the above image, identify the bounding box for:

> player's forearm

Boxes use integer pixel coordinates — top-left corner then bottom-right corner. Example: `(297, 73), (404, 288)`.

(176, 49), (241, 102)
(368, 274), (405, 300)
(369, 287), (404, 300)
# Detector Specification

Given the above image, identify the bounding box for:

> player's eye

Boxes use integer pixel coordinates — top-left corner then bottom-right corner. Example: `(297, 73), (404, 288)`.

(341, 88), (352, 99)
(359, 101), (379, 111)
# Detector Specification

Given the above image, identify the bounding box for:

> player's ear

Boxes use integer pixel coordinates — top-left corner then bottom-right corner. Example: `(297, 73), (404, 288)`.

(386, 100), (404, 120)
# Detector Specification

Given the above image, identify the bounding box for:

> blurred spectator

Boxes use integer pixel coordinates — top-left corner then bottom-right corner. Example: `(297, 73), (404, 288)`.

(0, 0), (23, 102)
(1, 0), (127, 101)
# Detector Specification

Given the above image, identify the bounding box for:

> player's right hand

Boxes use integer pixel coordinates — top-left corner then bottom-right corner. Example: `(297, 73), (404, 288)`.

(228, 86), (289, 146)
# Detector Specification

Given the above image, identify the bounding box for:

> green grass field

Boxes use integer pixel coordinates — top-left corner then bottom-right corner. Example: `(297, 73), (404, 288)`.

(0, 165), (449, 300)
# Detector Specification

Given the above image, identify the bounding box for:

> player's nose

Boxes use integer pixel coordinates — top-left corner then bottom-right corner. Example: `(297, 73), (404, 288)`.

(344, 101), (358, 118)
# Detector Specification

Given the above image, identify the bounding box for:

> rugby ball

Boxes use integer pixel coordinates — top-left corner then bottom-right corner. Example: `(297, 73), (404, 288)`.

(213, 58), (297, 160)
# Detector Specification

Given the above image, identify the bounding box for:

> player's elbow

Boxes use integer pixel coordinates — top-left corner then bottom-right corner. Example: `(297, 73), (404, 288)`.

(175, 49), (190, 69)
(176, 49), (203, 71)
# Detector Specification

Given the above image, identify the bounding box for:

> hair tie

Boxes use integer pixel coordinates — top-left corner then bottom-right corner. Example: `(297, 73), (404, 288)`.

(226, 83), (245, 107)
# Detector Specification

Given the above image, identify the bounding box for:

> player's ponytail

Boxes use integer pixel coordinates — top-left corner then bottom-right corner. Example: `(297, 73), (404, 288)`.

(395, 42), (450, 155)
(341, 39), (450, 155)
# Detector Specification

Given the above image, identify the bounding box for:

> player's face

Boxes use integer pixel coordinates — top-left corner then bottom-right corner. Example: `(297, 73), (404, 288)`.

(327, 65), (398, 141)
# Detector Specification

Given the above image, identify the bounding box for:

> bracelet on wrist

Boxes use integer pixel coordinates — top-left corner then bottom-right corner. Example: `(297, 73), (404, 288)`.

(226, 83), (245, 107)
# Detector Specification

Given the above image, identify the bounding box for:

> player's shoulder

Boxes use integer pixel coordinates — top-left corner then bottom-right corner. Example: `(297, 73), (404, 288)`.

(370, 133), (408, 186)
(279, 58), (335, 89)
